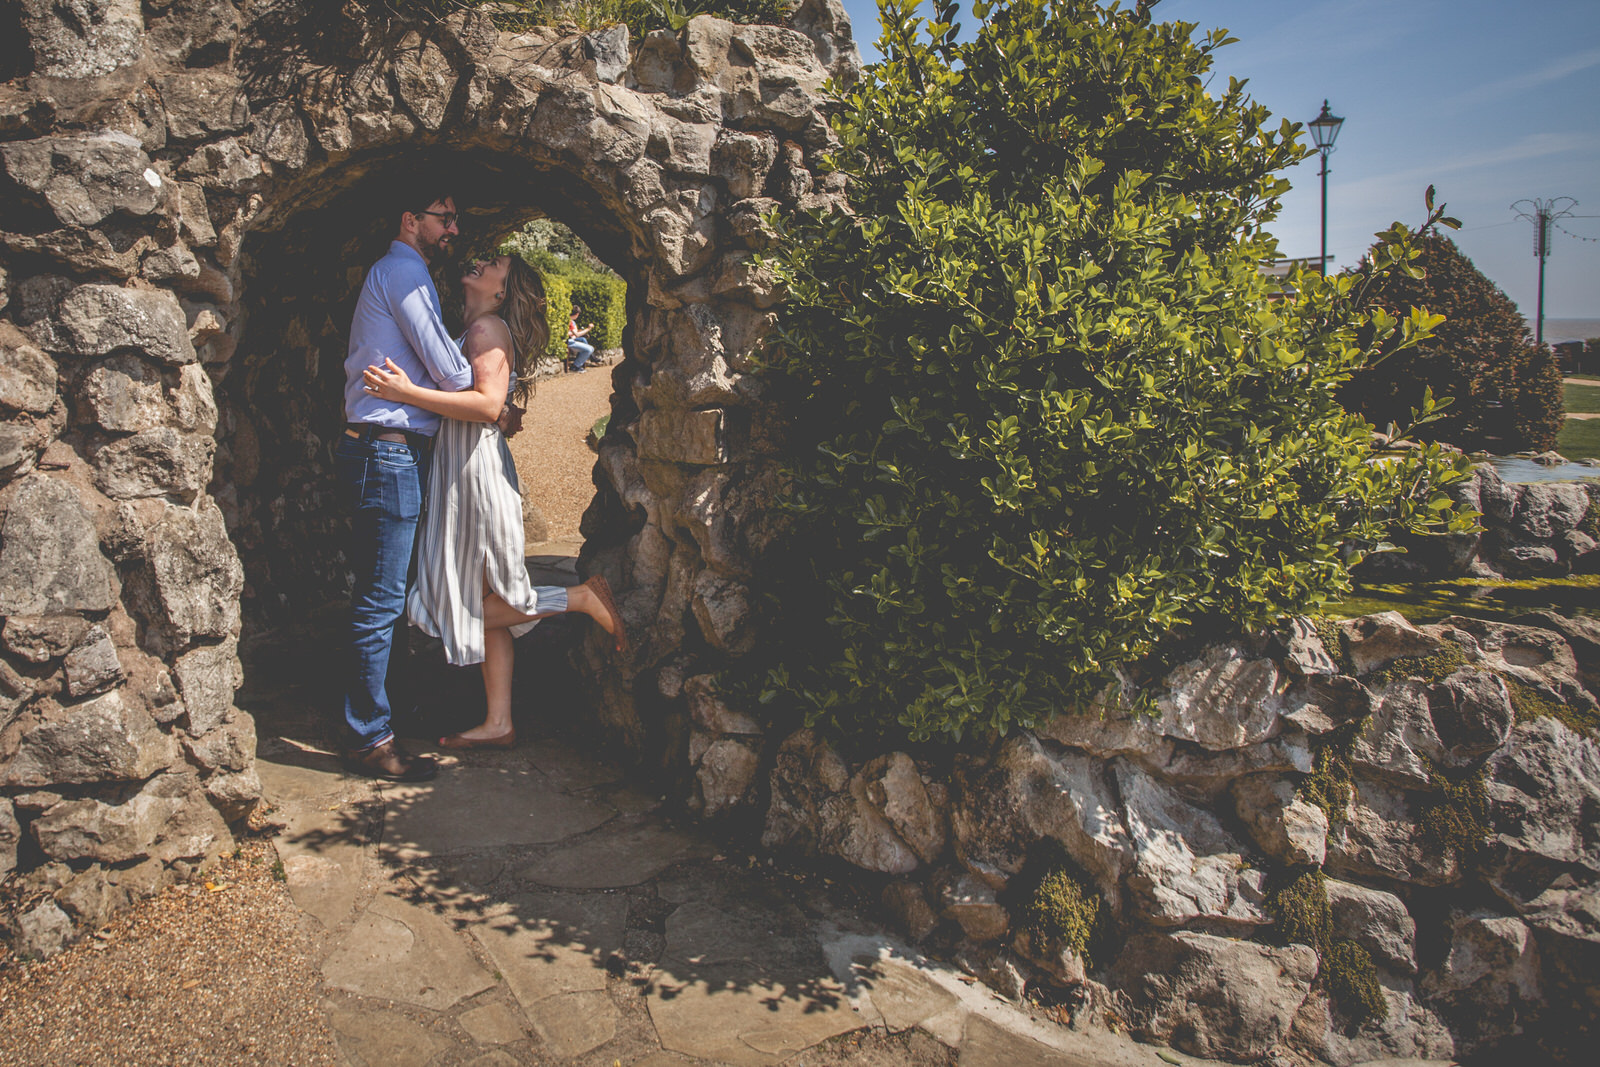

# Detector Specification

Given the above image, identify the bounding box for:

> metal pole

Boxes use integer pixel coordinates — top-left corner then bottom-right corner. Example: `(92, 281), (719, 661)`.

(1535, 208), (1547, 350)
(1319, 149), (1329, 276)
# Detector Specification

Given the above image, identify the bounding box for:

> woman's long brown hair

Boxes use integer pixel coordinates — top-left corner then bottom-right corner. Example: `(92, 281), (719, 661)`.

(498, 256), (548, 404)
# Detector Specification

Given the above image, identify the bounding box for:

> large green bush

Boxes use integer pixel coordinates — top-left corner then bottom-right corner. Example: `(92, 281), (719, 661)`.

(566, 272), (628, 350)
(1339, 232), (1564, 452)
(750, 0), (1472, 744)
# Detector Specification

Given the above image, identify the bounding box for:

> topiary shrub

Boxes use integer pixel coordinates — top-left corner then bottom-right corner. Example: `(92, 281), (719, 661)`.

(1339, 232), (1564, 453)
(751, 0), (1473, 744)
(567, 271), (628, 350)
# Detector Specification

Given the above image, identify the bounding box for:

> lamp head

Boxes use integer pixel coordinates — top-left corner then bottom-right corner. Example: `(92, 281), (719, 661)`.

(1309, 99), (1344, 151)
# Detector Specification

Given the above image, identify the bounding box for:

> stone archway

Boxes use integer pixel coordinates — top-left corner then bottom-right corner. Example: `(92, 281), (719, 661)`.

(0, 0), (857, 950)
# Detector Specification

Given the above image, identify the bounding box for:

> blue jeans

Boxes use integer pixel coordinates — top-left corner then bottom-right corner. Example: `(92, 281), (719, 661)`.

(568, 340), (594, 370)
(336, 432), (430, 750)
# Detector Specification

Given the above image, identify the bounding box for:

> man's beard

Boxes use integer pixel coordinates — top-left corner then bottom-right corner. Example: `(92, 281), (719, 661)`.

(419, 232), (451, 262)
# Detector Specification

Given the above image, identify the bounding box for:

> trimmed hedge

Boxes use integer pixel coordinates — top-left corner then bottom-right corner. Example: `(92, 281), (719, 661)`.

(567, 271), (628, 350)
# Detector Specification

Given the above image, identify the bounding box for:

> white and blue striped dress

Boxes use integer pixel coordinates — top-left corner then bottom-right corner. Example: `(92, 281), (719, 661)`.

(407, 369), (566, 666)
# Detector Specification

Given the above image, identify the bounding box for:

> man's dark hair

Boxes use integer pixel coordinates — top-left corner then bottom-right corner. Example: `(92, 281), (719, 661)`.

(391, 168), (456, 230)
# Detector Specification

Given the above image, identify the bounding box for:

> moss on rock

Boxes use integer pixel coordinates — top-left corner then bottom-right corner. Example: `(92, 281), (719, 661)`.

(1368, 642), (1471, 688)
(1023, 865), (1113, 970)
(1264, 868), (1331, 950)
(1299, 738), (1356, 824)
(1420, 764), (1490, 863)
(1504, 674), (1600, 739)
(1324, 938), (1388, 1028)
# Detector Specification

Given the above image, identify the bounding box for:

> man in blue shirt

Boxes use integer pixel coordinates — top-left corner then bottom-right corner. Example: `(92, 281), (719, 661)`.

(337, 182), (470, 781)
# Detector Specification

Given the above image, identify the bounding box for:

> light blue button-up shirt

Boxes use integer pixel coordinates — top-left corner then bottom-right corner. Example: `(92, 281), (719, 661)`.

(344, 241), (473, 435)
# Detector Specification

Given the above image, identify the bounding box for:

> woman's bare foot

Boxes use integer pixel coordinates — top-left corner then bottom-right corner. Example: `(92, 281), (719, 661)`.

(581, 576), (629, 653)
(438, 723), (516, 749)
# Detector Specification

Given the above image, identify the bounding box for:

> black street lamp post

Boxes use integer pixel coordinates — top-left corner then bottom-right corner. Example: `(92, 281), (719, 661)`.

(1308, 100), (1345, 276)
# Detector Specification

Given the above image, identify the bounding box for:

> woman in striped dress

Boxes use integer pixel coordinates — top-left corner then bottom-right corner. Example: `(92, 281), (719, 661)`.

(362, 254), (627, 749)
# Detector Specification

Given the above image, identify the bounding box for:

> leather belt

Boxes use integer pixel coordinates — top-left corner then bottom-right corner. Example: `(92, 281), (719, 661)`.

(345, 423), (431, 450)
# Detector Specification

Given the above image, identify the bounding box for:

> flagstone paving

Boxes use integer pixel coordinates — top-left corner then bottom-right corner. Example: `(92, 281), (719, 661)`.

(254, 716), (1235, 1067)
(238, 562), (1252, 1067)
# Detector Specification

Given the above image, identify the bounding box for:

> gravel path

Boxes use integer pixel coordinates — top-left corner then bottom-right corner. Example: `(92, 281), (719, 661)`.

(0, 840), (341, 1066)
(508, 359), (616, 545)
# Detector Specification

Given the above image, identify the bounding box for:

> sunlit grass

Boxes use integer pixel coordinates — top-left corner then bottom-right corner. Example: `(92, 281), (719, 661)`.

(1557, 417), (1600, 462)
(1325, 574), (1600, 624)
(1565, 383), (1600, 414)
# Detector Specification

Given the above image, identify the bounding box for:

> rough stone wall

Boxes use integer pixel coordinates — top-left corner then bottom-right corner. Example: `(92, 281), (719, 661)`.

(1359, 463), (1599, 581)
(738, 611), (1600, 1063)
(1, 0), (857, 954)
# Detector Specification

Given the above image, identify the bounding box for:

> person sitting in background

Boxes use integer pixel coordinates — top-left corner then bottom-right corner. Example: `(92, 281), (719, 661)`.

(566, 303), (595, 372)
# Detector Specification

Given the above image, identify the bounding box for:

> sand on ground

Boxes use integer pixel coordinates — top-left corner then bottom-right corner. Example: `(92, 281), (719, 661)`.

(507, 361), (615, 545)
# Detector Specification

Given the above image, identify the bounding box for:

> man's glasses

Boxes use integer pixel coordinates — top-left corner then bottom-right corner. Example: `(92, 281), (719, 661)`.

(416, 209), (458, 227)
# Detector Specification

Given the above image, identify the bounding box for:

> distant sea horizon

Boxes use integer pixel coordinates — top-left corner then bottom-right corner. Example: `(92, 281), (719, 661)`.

(1543, 318), (1600, 345)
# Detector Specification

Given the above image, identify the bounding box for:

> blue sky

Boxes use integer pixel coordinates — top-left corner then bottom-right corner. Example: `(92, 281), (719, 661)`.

(838, 0), (1600, 323)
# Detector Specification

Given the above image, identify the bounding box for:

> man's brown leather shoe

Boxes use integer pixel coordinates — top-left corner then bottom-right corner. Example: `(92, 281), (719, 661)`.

(343, 739), (437, 782)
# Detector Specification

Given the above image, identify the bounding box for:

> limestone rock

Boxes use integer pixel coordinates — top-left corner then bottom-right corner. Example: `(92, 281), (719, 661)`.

(1151, 644), (1285, 751)
(181, 707), (255, 774)
(1280, 616), (1340, 676)
(0, 475), (115, 617)
(250, 103), (310, 169)
(158, 71), (252, 141)
(1115, 760), (1270, 928)
(1350, 681), (1446, 788)
(691, 733), (761, 818)
(583, 23), (631, 84)
(1485, 718), (1600, 886)
(1421, 913), (1542, 1055)
(130, 502), (243, 652)
(393, 32), (457, 131)
(1427, 669), (1514, 763)
(33, 782), (186, 864)
(203, 767), (262, 821)
(144, 0), (240, 67)
(0, 133), (162, 228)
(856, 752), (947, 865)
(0, 613), (85, 665)
(881, 880), (939, 942)
(90, 426), (214, 501)
(172, 638), (243, 737)
(684, 673), (762, 735)
(689, 569), (755, 654)
(950, 732), (1131, 895)
(762, 729), (921, 874)
(2, 691), (179, 787)
(1231, 774), (1328, 866)
(0, 798), (19, 879)
(63, 625), (124, 697)
(52, 284), (197, 365)
(711, 129), (779, 199)
(1512, 482), (1591, 540)
(1110, 930), (1318, 1062)
(16, 900), (75, 960)
(0, 322), (58, 414)
(79, 353), (170, 432)
(933, 869), (1010, 942)
(1294, 981), (1456, 1067)
(1324, 878), (1416, 974)
(55, 865), (132, 929)
(1325, 776), (1462, 887)
(18, 0), (143, 78)
(1339, 611), (1443, 676)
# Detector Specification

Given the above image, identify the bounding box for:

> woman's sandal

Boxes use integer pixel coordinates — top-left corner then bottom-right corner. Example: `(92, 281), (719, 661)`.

(438, 729), (516, 750)
(588, 575), (630, 654)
